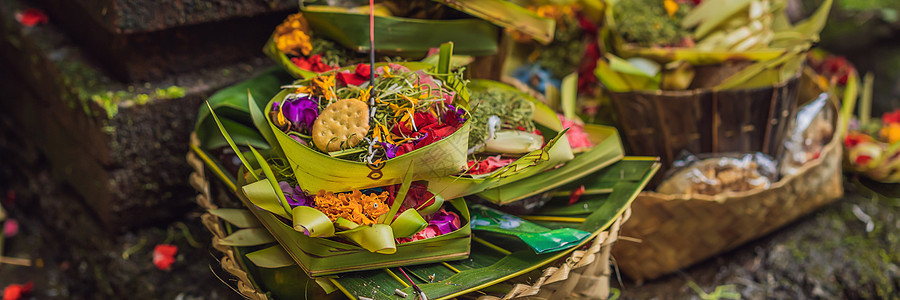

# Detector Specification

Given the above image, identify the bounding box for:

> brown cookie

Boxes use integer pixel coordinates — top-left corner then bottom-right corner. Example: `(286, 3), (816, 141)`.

(312, 99), (370, 152)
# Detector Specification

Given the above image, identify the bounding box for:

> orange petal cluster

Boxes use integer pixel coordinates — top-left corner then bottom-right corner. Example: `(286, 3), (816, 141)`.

(314, 190), (390, 225)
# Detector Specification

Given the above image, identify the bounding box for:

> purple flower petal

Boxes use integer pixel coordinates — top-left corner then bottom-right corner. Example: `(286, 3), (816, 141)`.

(429, 210), (460, 234)
(281, 96), (319, 134)
(279, 181), (311, 207)
(381, 142), (398, 159)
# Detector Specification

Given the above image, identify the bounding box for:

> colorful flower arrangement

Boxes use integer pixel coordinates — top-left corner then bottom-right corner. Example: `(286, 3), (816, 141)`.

(844, 108), (900, 182)
(276, 176), (463, 244)
(509, 2), (602, 95)
(270, 63), (468, 164)
(272, 13), (356, 74)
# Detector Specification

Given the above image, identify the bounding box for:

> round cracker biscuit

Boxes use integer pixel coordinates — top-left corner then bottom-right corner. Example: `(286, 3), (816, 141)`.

(312, 99), (370, 152)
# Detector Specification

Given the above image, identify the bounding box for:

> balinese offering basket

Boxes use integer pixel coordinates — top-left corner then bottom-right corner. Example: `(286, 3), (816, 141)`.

(187, 144), (647, 299)
(612, 105), (843, 282)
(607, 73), (801, 167)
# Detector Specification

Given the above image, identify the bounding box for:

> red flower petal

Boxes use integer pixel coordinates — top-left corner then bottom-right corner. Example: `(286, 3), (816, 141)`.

(355, 63), (371, 78)
(291, 57), (313, 71)
(2, 282), (32, 300)
(14, 8), (48, 27)
(883, 109), (900, 124)
(153, 244), (178, 271)
(855, 155), (873, 165)
(336, 71), (367, 86)
(568, 185), (586, 205)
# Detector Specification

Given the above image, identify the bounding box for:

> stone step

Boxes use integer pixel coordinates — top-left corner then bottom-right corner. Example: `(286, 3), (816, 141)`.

(26, 0), (294, 81)
(36, 0), (295, 34)
(0, 0), (292, 230)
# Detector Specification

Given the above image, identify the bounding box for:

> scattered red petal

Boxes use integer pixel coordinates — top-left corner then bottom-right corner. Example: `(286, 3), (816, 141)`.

(568, 185), (586, 205)
(153, 244), (178, 271)
(14, 8), (48, 27)
(883, 109), (900, 124)
(3, 282), (32, 300)
(3, 219), (18, 238)
(290, 54), (334, 73)
(855, 155), (872, 166)
(844, 133), (868, 148)
(467, 155), (515, 175)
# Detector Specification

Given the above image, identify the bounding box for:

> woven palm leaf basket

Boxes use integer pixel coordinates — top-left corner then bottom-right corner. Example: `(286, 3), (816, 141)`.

(611, 99), (843, 282)
(187, 136), (640, 300)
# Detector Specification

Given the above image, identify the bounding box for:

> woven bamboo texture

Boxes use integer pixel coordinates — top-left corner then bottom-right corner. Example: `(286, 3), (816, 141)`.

(481, 209), (630, 300)
(611, 119), (843, 282)
(608, 75), (801, 169)
(187, 141), (268, 300)
(187, 134), (628, 299)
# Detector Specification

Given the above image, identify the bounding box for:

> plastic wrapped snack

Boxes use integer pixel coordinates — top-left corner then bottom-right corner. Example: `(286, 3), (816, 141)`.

(781, 93), (834, 176)
(658, 152), (777, 196)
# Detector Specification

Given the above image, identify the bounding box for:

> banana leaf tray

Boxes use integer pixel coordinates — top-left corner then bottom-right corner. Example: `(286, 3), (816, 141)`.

(188, 140), (658, 299)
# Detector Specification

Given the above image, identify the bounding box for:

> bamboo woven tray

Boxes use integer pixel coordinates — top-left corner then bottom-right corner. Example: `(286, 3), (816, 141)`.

(611, 107), (843, 282)
(187, 139), (658, 299)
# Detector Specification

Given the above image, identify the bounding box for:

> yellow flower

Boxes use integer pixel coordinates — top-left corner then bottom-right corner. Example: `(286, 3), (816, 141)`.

(272, 103), (290, 130)
(357, 86), (372, 103)
(372, 123), (393, 143)
(381, 66), (393, 78)
(399, 94), (419, 107)
(276, 31), (313, 56)
(880, 123), (900, 144)
(274, 13), (313, 56)
(312, 74), (337, 100)
(664, 0), (678, 17)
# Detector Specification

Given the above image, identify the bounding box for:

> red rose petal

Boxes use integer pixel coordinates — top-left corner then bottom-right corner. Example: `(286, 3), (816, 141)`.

(568, 185), (586, 205)
(153, 244), (178, 271)
(15, 8), (48, 27)
(2, 282), (32, 300)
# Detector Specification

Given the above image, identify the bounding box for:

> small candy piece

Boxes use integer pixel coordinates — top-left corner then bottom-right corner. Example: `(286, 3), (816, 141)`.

(312, 99), (370, 152)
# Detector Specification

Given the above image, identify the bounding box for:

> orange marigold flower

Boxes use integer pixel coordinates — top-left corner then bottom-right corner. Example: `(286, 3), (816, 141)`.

(880, 123), (900, 144)
(314, 189), (389, 225)
(274, 13), (313, 56)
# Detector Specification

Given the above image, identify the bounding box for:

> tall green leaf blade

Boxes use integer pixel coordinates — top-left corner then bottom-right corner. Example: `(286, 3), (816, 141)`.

(206, 101), (259, 182)
(219, 228), (277, 246)
(248, 91), (281, 155)
(248, 145), (292, 216)
(208, 208), (261, 228)
(197, 118), (269, 151)
(195, 67), (293, 149)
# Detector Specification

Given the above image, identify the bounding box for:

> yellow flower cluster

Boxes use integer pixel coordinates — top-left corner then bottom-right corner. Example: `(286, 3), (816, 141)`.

(880, 123), (900, 144)
(297, 74), (337, 100)
(314, 190), (390, 225)
(275, 13), (313, 57)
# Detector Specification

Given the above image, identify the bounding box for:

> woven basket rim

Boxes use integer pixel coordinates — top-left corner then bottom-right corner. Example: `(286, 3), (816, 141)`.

(641, 99), (841, 202)
(604, 66), (801, 97)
